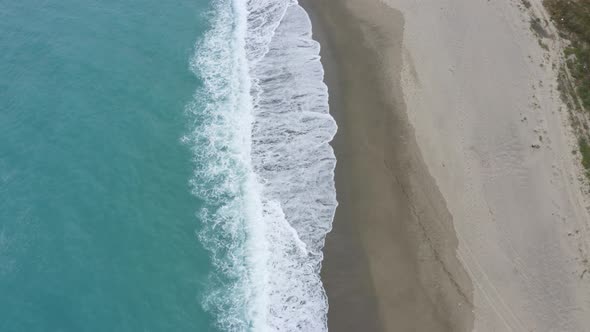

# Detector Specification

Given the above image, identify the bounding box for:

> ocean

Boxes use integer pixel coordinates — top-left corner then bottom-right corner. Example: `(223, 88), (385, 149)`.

(0, 0), (336, 331)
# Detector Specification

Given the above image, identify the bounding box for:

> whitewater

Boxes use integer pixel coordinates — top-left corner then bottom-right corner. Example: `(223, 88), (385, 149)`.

(183, 0), (337, 330)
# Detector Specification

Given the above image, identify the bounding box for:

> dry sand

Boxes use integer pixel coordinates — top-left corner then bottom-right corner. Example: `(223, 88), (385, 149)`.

(304, 0), (590, 330)
(388, 0), (590, 330)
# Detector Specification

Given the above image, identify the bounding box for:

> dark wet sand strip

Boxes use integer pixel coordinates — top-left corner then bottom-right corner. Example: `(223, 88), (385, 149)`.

(300, 0), (475, 330)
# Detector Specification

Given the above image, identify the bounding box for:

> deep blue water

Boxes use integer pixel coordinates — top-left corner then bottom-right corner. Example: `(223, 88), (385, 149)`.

(0, 0), (217, 330)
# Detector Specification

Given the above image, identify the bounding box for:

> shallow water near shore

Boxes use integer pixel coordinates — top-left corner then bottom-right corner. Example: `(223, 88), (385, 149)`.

(188, 0), (337, 329)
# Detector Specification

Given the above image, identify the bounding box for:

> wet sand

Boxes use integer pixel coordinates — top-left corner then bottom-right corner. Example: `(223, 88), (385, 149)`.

(301, 0), (475, 331)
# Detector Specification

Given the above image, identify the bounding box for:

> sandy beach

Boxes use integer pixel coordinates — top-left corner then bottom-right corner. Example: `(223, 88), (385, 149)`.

(304, 0), (590, 330)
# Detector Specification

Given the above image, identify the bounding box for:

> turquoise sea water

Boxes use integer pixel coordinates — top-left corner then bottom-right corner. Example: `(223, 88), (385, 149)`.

(1, 0), (215, 330)
(1, 0), (337, 330)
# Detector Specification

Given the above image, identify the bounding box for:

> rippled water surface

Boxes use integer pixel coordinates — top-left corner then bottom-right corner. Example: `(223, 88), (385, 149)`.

(0, 0), (335, 331)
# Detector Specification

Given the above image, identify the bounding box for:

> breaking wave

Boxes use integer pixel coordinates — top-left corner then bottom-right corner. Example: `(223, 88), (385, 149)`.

(183, 0), (337, 330)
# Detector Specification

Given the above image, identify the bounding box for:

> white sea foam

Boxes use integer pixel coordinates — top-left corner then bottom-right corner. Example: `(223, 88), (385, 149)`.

(185, 0), (337, 330)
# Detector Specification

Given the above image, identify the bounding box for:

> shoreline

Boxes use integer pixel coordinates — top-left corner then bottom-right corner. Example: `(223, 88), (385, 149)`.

(301, 0), (475, 331)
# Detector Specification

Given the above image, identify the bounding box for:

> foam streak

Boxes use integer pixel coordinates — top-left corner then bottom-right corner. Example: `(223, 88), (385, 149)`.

(186, 0), (337, 330)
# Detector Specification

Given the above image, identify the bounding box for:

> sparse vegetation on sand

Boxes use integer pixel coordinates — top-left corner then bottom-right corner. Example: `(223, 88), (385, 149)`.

(579, 137), (590, 177)
(545, 0), (590, 109)
(544, 0), (590, 178)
